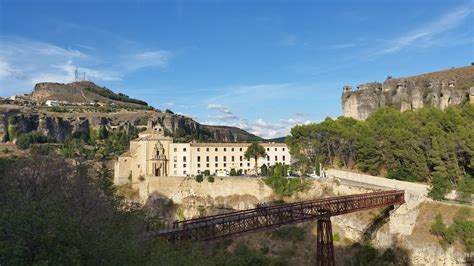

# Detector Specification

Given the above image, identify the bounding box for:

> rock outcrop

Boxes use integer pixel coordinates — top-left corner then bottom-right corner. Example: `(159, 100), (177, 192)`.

(342, 66), (474, 120)
(0, 107), (261, 143)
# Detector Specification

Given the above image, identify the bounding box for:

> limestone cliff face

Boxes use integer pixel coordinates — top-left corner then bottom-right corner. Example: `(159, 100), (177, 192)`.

(342, 66), (474, 120)
(0, 108), (261, 143)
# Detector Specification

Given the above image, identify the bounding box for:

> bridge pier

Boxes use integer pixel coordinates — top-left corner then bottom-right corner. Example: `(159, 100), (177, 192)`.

(316, 217), (335, 266)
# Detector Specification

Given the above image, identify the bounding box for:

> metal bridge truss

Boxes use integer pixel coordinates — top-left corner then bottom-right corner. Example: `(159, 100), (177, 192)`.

(158, 190), (405, 266)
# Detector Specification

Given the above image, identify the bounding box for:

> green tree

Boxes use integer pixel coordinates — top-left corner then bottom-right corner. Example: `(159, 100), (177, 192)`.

(244, 143), (267, 176)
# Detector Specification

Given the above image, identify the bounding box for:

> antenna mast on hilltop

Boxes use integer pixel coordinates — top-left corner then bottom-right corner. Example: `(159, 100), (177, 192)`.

(74, 66), (80, 81)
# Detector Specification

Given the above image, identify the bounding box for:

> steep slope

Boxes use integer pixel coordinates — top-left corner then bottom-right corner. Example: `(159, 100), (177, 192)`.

(32, 81), (148, 107)
(342, 65), (474, 120)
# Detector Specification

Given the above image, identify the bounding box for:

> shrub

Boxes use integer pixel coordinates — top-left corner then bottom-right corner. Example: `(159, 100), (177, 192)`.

(202, 170), (211, 176)
(263, 175), (309, 198)
(271, 225), (306, 242)
(230, 168), (237, 176)
(195, 175), (204, 183)
(207, 176), (214, 183)
(16, 132), (48, 150)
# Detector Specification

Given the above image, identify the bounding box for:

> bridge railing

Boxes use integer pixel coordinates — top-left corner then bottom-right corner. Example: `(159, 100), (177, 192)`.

(159, 190), (405, 242)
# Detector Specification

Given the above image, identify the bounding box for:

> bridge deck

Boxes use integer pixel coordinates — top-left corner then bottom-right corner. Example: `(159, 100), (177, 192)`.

(158, 190), (405, 242)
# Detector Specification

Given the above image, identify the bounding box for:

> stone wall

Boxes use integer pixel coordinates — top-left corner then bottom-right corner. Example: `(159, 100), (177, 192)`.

(327, 169), (428, 235)
(139, 176), (273, 208)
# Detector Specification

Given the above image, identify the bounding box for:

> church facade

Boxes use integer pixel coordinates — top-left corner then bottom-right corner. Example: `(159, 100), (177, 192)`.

(114, 122), (291, 185)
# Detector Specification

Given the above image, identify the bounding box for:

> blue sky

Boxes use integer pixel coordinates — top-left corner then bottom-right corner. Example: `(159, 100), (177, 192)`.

(0, 0), (473, 138)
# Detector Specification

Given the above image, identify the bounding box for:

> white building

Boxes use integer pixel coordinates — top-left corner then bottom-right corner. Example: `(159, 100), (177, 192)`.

(45, 100), (61, 107)
(114, 121), (291, 185)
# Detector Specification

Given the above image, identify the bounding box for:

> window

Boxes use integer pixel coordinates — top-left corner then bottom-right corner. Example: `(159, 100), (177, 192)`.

(247, 163), (250, 167)
(197, 156), (201, 162)
(137, 164), (140, 168)
(283, 156), (286, 161)
(206, 163), (209, 167)
(239, 156), (243, 161)
(283, 148), (285, 151)
(231, 148), (234, 151)
(197, 148), (200, 152)
(223, 156), (227, 162)
(215, 156), (218, 161)
(275, 156), (278, 161)
(183, 170), (187, 175)
(231, 156), (234, 162)
(174, 164), (177, 168)
(223, 163), (226, 167)
(275, 148), (277, 151)
(267, 148), (270, 151)
(183, 156), (187, 162)
(183, 164), (186, 168)
(197, 163), (201, 168)
(206, 148), (209, 152)
(183, 148), (186, 152)
(267, 156), (270, 161)
(197, 170), (201, 174)
(215, 148), (218, 152)
(240, 148), (242, 151)
(174, 148), (177, 152)
(224, 148), (226, 151)
(206, 156), (209, 162)
(173, 156), (177, 162)
(215, 163), (218, 167)
(240, 163), (243, 167)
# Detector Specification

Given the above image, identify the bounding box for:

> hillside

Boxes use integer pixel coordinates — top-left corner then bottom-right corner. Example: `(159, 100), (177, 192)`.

(342, 65), (474, 120)
(31, 81), (149, 108)
(1, 82), (263, 143)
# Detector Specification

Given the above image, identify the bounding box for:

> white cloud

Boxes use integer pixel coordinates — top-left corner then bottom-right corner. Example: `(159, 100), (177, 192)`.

(373, 4), (473, 56)
(0, 61), (13, 79)
(201, 116), (314, 139)
(207, 103), (233, 114)
(0, 36), (172, 96)
(124, 50), (172, 70)
(163, 102), (174, 107)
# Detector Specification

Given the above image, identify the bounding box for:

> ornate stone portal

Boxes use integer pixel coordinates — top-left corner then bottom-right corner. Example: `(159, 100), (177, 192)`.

(151, 141), (168, 177)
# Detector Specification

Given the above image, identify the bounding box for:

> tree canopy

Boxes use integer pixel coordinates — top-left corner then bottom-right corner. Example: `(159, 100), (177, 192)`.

(286, 105), (474, 200)
(244, 143), (267, 175)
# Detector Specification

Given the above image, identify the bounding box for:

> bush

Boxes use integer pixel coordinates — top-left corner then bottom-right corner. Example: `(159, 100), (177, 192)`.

(271, 225), (306, 242)
(263, 175), (309, 198)
(16, 132), (48, 150)
(202, 170), (211, 176)
(430, 209), (474, 252)
(230, 168), (237, 176)
(195, 175), (204, 183)
(207, 176), (214, 183)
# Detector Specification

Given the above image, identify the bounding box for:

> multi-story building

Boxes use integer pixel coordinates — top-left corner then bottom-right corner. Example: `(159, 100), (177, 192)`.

(114, 122), (291, 185)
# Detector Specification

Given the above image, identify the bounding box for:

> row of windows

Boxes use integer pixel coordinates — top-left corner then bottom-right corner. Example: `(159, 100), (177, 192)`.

(173, 155), (287, 163)
(172, 147), (286, 152)
(174, 162), (252, 169)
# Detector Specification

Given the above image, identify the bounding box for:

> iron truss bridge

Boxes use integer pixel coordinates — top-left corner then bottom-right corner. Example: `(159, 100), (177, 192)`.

(158, 190), (405, 266)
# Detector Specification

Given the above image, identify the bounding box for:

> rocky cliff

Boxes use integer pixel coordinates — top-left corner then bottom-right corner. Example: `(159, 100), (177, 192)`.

(342, 66), (474, 120)
(0, 107), (261, 143)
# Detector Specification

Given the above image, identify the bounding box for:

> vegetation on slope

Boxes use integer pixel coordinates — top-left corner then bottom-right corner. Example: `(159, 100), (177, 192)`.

(262, 163), (310, 198)
(286, 105), (474, 200)
(0, 155), (286, 265)
(431, 207), (474, 252)
(83, 86), (149, 106)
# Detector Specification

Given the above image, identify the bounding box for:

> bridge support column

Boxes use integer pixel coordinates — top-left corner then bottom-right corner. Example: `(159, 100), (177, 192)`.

(316, 217), (335, 266)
